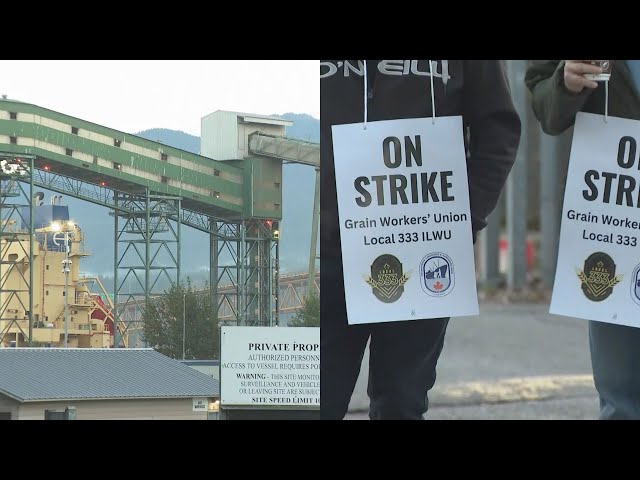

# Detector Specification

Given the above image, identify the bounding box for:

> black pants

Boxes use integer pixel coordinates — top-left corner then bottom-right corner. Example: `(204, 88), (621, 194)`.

(321, 260), (450, 420)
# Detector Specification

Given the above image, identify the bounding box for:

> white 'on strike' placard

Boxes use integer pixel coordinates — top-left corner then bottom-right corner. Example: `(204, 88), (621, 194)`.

(551, 112), (640, 328)
(332, 116), (478, 325)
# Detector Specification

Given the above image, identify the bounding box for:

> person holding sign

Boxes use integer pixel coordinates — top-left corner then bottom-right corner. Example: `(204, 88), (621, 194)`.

(526, 60), (640, 419)
(321, 60), (521, 420)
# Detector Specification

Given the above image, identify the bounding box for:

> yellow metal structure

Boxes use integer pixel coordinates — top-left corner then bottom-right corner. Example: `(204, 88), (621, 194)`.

(0, 217), (125, 348)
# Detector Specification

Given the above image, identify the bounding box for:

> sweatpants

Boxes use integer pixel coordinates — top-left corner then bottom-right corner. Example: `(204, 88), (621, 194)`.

(589, 320), (640, 419)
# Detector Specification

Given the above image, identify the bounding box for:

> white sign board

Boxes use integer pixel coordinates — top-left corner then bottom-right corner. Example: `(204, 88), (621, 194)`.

(332, 116), (478, 325)
(551, 112), (640, 328)
(220, 326), (320, 408)
(192, 398), (207, 412)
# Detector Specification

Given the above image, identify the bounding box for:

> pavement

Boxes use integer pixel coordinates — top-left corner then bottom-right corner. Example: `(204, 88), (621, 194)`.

(344, 302), (599, 420)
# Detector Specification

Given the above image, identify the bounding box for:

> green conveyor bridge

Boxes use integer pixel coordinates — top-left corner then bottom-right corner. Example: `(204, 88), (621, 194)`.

(0, 97), (319, 346)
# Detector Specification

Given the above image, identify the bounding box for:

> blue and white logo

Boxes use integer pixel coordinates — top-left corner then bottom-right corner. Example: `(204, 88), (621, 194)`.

(420, 252), (454, 297)
(631, 263), (640, 306)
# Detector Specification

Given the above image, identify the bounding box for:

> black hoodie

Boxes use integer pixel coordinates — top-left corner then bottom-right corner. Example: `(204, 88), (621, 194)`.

(320, 60), (522, 261)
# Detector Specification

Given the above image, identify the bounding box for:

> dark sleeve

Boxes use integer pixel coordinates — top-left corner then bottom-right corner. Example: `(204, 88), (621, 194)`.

(464, 60), (522, 235)
(525, 60), (594, 135)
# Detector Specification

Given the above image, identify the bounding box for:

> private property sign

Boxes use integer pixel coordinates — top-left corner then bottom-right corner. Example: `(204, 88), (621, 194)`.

(220, 326), (320, 409)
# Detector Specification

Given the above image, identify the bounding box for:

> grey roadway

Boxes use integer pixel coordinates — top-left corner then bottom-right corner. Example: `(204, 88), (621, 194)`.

(345, 303), (600, 420)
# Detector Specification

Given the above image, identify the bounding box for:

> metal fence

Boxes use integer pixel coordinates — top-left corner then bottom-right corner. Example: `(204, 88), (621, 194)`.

(477, 60), (572, 291)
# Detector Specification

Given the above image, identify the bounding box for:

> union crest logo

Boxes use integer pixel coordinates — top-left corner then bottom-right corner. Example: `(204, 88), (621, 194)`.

(363, 254), (411, 303)
(576, 252), (622, 302)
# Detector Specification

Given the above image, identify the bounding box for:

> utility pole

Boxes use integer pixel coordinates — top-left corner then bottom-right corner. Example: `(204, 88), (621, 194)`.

(63, 236), (70, 348)
(48, 221), (74, 348)
(182, 293), (186, 360)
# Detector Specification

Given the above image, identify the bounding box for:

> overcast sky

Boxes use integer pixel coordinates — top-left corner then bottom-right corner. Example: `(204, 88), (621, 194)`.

(0, 60), (318, 136)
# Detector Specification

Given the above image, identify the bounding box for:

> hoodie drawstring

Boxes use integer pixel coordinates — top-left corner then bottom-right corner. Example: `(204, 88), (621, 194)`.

(604, 80), (609, 123)
(363, 61), (368, 130)
(362, 60), (441, 128)
(429, 60), (436, 124)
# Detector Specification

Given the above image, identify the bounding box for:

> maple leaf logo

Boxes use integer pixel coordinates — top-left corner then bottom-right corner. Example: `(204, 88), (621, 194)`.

(433, 281), (443, 291)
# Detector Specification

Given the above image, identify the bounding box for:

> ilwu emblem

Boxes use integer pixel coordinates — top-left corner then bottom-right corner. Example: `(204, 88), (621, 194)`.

(420, 252), (454, 297)
(630, 263), (640, 307)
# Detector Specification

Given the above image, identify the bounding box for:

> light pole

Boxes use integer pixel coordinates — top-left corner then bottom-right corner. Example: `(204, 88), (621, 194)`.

(62, 237), (70, 348)
(45, 221), (74, 348)
(182, 293), (186, 360)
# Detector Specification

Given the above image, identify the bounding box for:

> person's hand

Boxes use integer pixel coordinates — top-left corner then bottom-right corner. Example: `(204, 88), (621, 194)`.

(563, 60), (602, 93)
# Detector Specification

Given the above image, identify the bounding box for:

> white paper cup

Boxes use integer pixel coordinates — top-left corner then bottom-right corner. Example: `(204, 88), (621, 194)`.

(584, 60), (611, 82)
(584, 73), (611, 81)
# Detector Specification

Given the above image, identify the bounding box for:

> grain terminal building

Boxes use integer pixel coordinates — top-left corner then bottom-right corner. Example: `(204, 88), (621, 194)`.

(0, 348), (219, 420)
